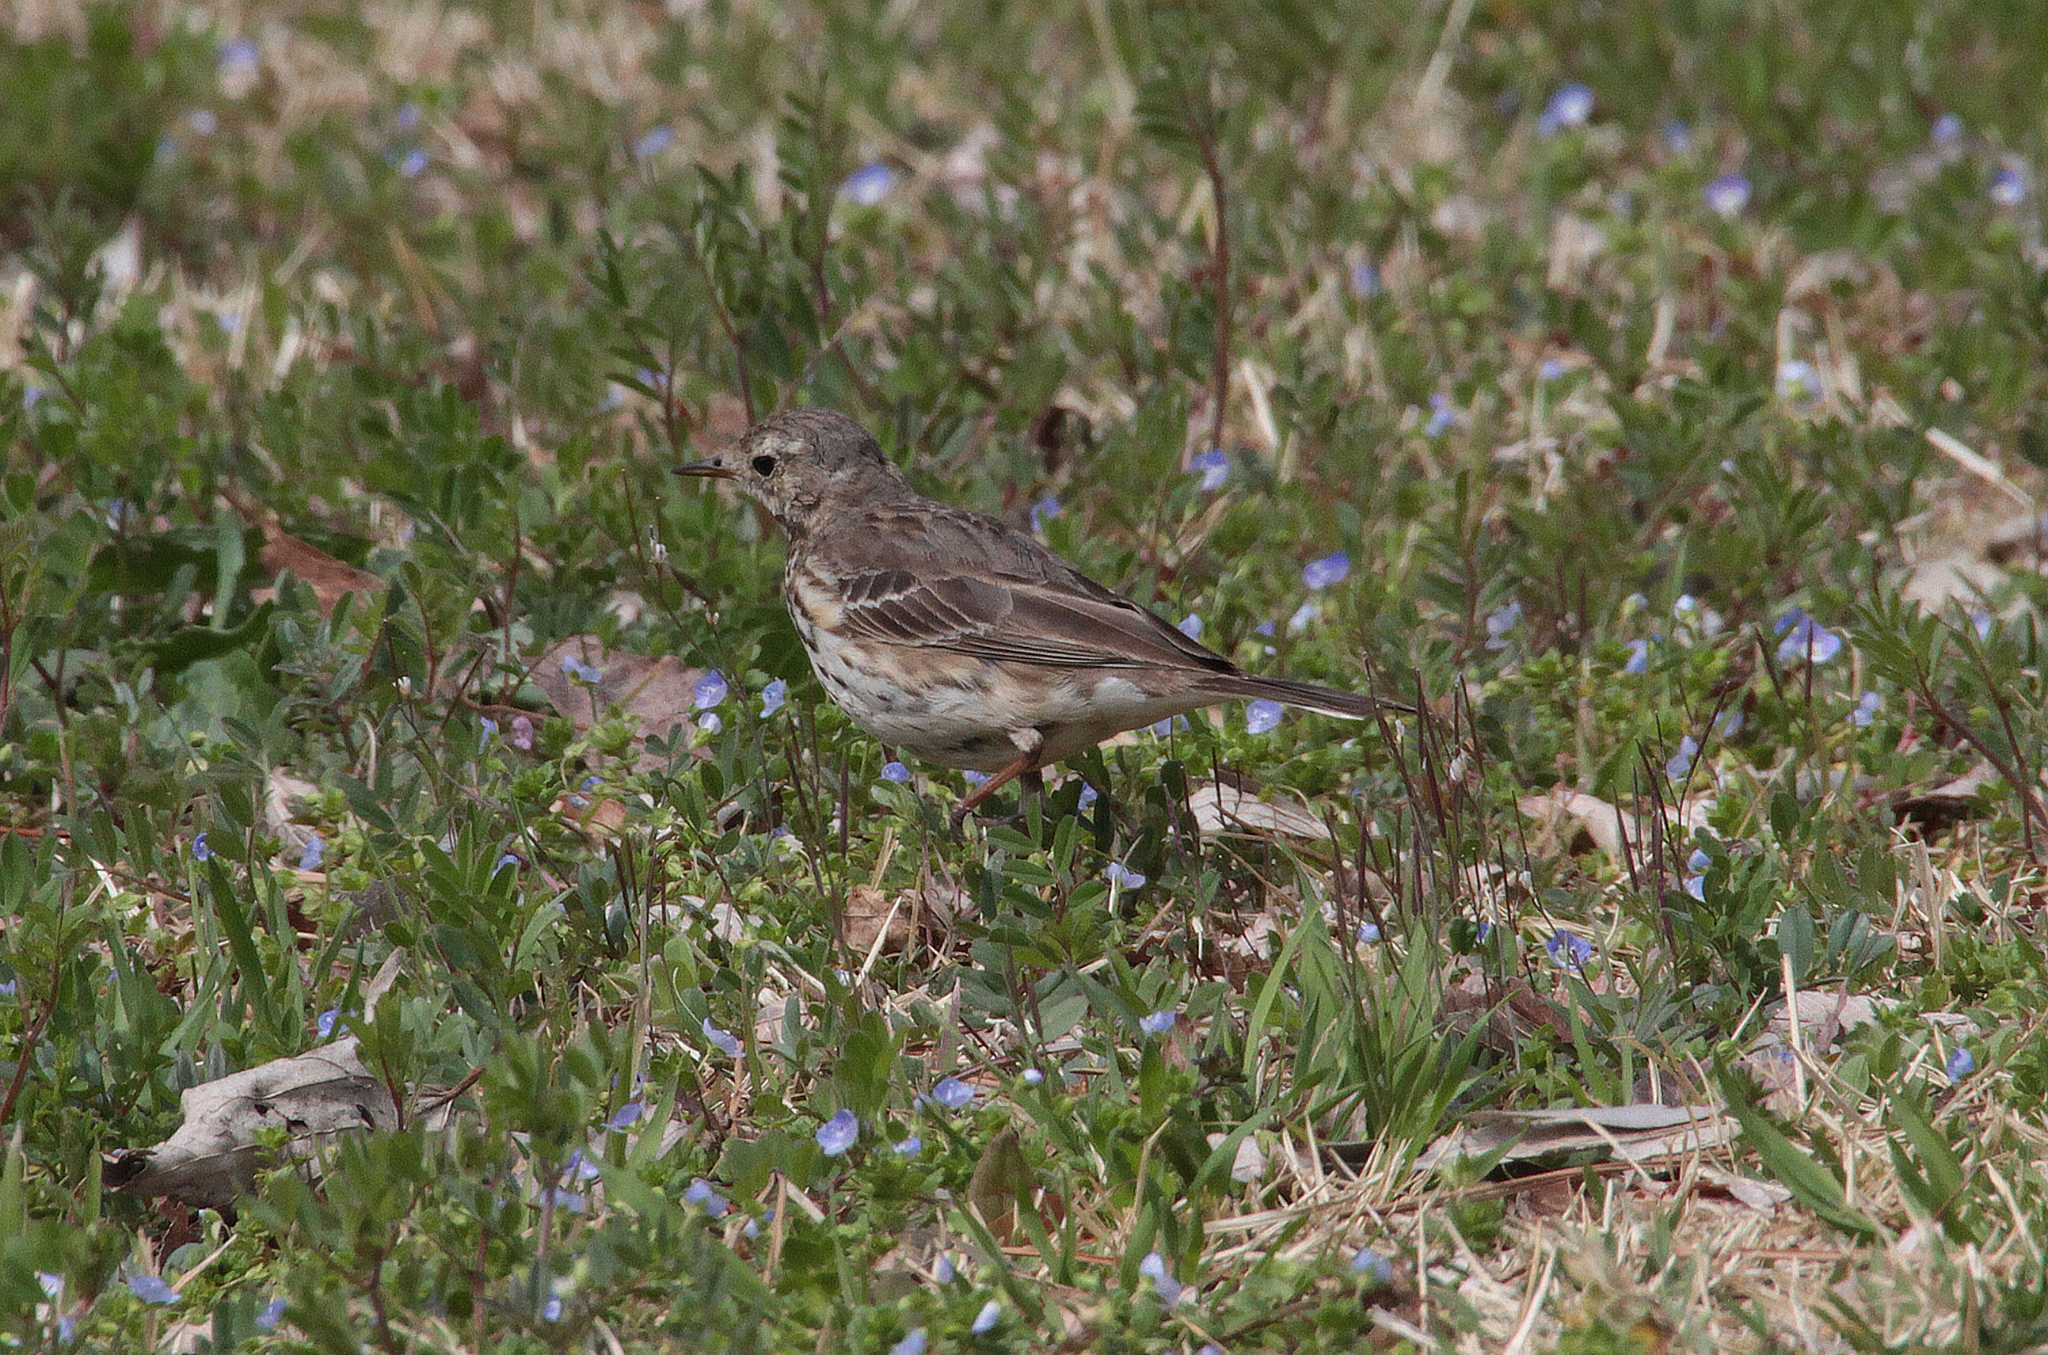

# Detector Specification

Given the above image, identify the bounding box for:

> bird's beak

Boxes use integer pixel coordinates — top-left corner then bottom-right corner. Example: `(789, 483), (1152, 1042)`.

(673, 457), (738, 481)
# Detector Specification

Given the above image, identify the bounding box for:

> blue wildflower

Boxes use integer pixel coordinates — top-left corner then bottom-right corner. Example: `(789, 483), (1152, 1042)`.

(1287, 599), (1321, 633)
(1030, 495), (1061, 532)
(703, 1018), (742, 1058)
(685, 1178), (730, 1217)
(1663, 120), (1693, 154)
(316, 1008), (344, 1039)
(962, 770), (990, 788)
(297, 833), (325, 871)
(1485, 601), (1523, 649)
(1303, 552), (1351, 590)
(1932, 113), (1964, 147)
(1537, 82), (1594, 135)
(1246, 699), (1283, 734)
(395, 102), (421, 131)
(1851, 691), (1883, 728)
(1191, 448), (1230, 490)
(1138, 1007), (1179, 1036)
(127, 1273), (178, 1305)
(494, 852), (520, 874)
(931, 1077), (976, 1110)
(1139, 1251), (1184, 1306)
(396, 148), (428, 178)
(881, 761), (912, 784)
(1774, 609), (1841, 665)
(817, 1109), (858, 1157)
(1665, 734), (1699, 782)
(693, 671), (729, 709)
(1107, 861), (1147, 890)
(634, 125), (675, 160)
(256, 1297), (286, 1331)
(1947, 1047), (1976, 1082)
(890, 1331), (928, 1355)
(1177, 613), (1203, 640)
(1687, 847), (1712, 874)
(1424, 393), (1459, 438)
(1356, 920), (1382, 944)
(561, 654), (604, 684)
(542, 1296), (564, 1323)
(1349, 260), (1382, 298)
(1777, 359), (1821, 405)
(193, 832), (212, 862)
(760, 678), (787, 716)
(1351, 1247), (1395, 1284)
(1992, 167), (2026, 206)
(1623, 639), (1651, 674)
(1705, 173), (1752, 217)
(841, 162), (897, 206)
(609, 1101), (645, 1130)
(1684, 874), (1707, 902)
(1021, 1068), (1045, 1086)
(1546, 931), (1593, 967)
(893, 1135), (922, 1157)
(1076, 782), (1098, 809)
(970, 1300), (1001, 1334)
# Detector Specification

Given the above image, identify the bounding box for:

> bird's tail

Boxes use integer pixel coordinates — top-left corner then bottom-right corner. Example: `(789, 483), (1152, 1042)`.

(1199, 673), (1404, 721)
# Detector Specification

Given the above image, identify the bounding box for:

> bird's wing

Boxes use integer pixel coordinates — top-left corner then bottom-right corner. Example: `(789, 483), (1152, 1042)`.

(814, 508), (1236, 674)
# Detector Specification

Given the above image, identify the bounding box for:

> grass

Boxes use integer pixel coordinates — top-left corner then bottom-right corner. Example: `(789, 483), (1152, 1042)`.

(4, 0), (2048, 1350)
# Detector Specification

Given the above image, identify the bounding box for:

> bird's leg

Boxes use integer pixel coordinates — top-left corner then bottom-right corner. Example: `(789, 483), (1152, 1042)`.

(952, 733), (1046, 825)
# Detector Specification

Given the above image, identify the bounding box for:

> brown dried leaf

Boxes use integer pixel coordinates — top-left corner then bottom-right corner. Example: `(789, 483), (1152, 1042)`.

(530, 635), (703, 750)
(1414, 1103), (1735, 1172)
(1186, 783), (1334, 840)
(257, 525), (383, 617)
(843, 886), (910, 955)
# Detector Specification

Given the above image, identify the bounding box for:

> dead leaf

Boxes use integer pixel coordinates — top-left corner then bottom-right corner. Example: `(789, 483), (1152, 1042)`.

(104, 1037), (455, 1210)
(1186, 783), (1335, 840)
(967, 1127), (1031, 1241)
(1766, 990), (1890, 1051)
(1697, 1165), (1793, 1214)
(256, 525), (384, 618)
(531, 636), (706, 766)
(264, 769), (321, 856)
(554, 794), (627, 840)
(843, 886), (909, 955)
(1413, 1103), (1735, 1171)
(1443, 971), (1573, 1051)
(1518, 788), (1633, 861)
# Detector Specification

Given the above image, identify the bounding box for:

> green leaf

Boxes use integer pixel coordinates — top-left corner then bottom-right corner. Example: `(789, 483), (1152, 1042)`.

(1776, 905), (1816, 983)
(1717, 1068), (1879, 1240)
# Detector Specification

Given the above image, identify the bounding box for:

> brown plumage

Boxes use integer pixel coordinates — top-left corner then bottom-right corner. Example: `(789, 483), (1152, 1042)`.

(677, 409), (1387, 817)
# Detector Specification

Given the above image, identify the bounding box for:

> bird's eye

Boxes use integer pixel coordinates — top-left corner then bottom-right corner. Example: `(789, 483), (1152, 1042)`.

(751, 454), (778, 478)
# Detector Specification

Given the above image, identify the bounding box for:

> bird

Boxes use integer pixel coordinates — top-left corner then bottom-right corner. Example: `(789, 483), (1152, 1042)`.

(675, 408), (1391, 820)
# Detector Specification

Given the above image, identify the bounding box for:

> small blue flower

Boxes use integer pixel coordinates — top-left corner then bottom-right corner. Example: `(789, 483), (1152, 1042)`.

(193, 832), (212, 862)
(1991, 167), (2027, 206)
(316, 1008), (344, 1039)
(218, 38), (259, 72)
(1287, 600), (1320, 633)
(542, 1186), (586, 1213)
(1139, 1251), (1184, 1306)
(962, 769), (990, 788)
(1076, 782), (1099, 809)
(1717, 709), (1746, 738)
(694, 671), (729, 710)
(188, 108), (219, 136)
(1148, 714), (1189, 737)
(1665, 734), (1699, 782)
(561, 654), (604, 684)
(1546, 930), (1593, 967)
(1537, 82), (1594, 136)
(1246, 699), (1283, 734)
(817, 1109), (858, 1157)
(890, 1331), (928, 1355)
(1932, 113), (1964, 147)
(970, 1300), (1001, 1334)
(881, 761), (912, 784)
(1303, 552), (1351, 590)
(1623, 639), (1651, 675)
(1705, 173), (1752, 217)
(760, 678), (788, 716)
(126, 1273), (178, 1305)
(1947, 1047), (1976, 1082)
(1476, 921), (1494, 943)
(395, 101), (422, 131)
(1538, 358), (1569, 383)
(566, 1149), (600, 1182)
(893, 1135), (922, 1157)
(1663, 120), (1693, 154)
(1177, 613), (1203, 640)
(1687, 847), (1712, 874)
(931, 1077), (976, 1110)
(1139, 1007), (1179, 1036)
(1356, 920), (1382, 944)
(703, 1018), (742, 1058)
(1348, 259), (1382, 298)
(1971, 610), (1993, 640)
(685, 1178), (730, 1217)
(934, 1255), (957, 1284)
(1021, 1068), (1045, 1086)
(1684, 874), (1707, 902)
(256, 1297), (286, 1331)
(494, 852), (520, 874)
(479, 716), (499, 751)
(1424, 393), (1459, 438)
(1030, 494), (1062, 533)
(1191, 448), (1230, 490)
(1484, 601), (1523, 649)
(634, 125), (675, 160)
(1107, 861), (1147, 890)
(297, 833), (325, 871)
(0, 979), (16, 997)
(1351, 1247), (1395, 1284)
(1851, 691), (1883, 728)
(1777, 359), (1821, 405)
(542, 1296), (564, 1323)
(1774, 609), (1842, 665)
(841, 162), (897, 206)
(396, 148), (429, 178)
(609, 1101), (645, 1130)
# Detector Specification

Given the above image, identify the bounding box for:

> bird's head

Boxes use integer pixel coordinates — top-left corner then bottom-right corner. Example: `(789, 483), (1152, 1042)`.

(675, 408), (907, 535)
